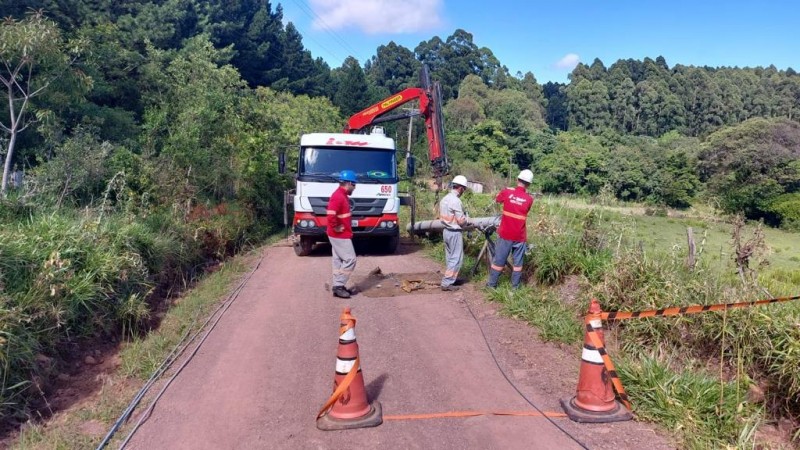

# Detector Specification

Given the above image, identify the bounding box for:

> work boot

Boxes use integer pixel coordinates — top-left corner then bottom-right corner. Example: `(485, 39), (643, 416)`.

(345, 286), (358, 295)
(440, 285), (460, 292)
(332, 286), (351, 298)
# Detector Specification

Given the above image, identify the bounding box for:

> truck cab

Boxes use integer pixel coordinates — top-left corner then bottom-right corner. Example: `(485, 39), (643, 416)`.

(290, 128), (401, 256)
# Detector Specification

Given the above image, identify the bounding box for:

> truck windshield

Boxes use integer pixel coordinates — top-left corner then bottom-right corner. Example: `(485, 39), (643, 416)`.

(299, 146), (397, 183)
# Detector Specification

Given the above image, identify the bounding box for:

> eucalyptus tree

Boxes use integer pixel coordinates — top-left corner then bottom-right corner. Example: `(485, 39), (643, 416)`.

(0, 11), (86, 194)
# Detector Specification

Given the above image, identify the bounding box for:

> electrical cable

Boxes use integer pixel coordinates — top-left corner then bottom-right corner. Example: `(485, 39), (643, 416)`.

(96, 253), (264, 449)
(117, 256), (263, 449)
(291, 0), (364, 62)
(462, 295), (591, 450)
(95, 325), (193, 449)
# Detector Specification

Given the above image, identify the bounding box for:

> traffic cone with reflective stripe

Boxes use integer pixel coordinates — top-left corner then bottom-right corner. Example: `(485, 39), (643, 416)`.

(316, 307), (382, 430)
(560, 299), (632, 423)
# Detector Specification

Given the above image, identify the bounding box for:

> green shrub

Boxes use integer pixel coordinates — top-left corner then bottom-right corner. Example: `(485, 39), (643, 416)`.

(526, 208), (612, 285)
(765, 192), (800, 231)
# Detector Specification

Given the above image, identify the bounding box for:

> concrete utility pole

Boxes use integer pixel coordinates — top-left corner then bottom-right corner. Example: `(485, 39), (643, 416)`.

(406, 113), (414, 161)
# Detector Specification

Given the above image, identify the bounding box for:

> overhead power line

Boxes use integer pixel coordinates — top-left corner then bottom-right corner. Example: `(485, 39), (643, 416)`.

(291, 0), (367, 63)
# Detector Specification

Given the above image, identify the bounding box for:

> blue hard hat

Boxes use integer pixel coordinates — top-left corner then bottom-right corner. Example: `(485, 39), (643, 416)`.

(338, 170), (357, 183)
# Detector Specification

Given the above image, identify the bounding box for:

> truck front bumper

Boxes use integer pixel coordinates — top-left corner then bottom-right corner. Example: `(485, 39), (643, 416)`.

(293, 225), (399, 237)
(292, 213), (399, 239)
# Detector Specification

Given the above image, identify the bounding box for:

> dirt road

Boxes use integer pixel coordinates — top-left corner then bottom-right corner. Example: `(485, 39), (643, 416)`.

(125, 241), (673, 450)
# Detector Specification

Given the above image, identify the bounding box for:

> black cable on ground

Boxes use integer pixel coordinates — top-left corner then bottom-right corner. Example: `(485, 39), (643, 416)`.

(462, 295), (591, 450)
(96, 253), (264, 450)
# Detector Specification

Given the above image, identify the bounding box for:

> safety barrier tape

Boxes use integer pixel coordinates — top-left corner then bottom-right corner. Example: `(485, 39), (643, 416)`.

(316, 310), (359, 419)
(588, 293), (799, 411)
(384, 410), (567, 420)
(601, 294), (800, 321)
(316, 356), (360, 419)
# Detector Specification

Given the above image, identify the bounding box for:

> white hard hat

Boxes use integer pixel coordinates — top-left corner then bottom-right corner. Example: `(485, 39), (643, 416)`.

(452, 175), (468, 188)
(518, 169), (533, 184)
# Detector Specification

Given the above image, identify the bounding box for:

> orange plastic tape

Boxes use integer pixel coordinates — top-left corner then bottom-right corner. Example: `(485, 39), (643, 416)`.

(316, 356), (360, 419)
(585, 322), (631, 410)
(601, 294), (800, 321)
(339, 310), (357, 335)
(384, 410), (567, 421)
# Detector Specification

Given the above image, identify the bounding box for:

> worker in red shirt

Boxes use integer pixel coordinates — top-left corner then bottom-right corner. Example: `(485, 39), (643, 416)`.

(486, 169), (534, 289)
(326, 170), (358, 299)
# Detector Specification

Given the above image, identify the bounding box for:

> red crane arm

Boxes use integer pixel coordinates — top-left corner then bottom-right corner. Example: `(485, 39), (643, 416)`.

(342, 66), (449, 178)
(344, 87), (428, 134)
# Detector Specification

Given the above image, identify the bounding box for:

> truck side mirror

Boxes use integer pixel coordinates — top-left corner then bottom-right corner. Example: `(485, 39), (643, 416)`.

(278, 151), (286, 174)
(406, 155), (416, 178)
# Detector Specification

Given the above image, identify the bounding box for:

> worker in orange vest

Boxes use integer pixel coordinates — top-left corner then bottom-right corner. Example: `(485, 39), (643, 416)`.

(326, 170), (358, 299)
(486, 169), (534, 289)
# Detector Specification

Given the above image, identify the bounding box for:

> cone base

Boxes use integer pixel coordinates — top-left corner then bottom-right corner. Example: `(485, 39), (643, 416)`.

(316, 401), (383, 431)
(560, 397), (632, 423)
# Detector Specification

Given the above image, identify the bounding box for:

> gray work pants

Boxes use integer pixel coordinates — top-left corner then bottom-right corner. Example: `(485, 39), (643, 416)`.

(329, 237), (356, 287)
(487, 236), (527, 288)
(441, 229), (464, 287)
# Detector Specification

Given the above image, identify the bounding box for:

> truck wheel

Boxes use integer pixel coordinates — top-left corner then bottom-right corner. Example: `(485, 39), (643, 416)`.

(384, 235), (399, 254)
(294, 236), (313, 256)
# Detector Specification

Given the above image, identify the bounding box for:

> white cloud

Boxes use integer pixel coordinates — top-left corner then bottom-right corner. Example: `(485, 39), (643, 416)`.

(310, 0), (444, 34)
(554, 53), (580, 70)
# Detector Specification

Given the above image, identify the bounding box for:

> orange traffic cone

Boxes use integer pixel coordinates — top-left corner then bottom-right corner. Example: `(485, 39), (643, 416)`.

(316, 307), (382, 431)
(560, 299), (632, 423)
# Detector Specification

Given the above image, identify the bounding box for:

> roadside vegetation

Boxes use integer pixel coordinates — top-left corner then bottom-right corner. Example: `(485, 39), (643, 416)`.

(2, 3), (799, 449)
(422, 190), (800, 449)
(9, 255), (254, 448)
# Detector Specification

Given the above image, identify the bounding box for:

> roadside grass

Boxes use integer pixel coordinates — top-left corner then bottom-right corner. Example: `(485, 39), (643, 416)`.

(617, 354), (763, 450)
(119, 257), (250, 379)
(413, 191), (799, 448)
(0, 200), (257, 423)
(9, 252), (256, 449)
(11, 385), (136, 450)
(485, 286), (583, 344)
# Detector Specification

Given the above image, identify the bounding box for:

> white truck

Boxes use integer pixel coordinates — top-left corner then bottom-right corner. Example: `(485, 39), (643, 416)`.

(288, 128), (404, 256)
(282, 65), (448, 256)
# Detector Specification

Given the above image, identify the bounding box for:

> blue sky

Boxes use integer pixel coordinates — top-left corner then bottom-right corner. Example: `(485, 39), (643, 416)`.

(279, 0), (798, 84)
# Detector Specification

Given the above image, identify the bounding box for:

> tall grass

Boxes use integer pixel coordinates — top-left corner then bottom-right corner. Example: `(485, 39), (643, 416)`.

(452, 193), (800, 447)
(486, 287), (583, 344)
(10, 257), (254, 449)
(585, 212), (799, 447)
(618, 355), (763, 449)
(0, 200), (255, 422)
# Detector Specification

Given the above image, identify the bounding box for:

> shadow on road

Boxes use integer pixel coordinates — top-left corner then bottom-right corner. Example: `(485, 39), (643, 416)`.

(300, 236), (425, 257)
(365, 373), (389, 401)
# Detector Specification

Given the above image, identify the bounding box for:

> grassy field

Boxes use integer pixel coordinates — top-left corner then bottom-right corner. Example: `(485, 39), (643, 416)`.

(536, 195), (800, 292)
(549, 195), (795, 256)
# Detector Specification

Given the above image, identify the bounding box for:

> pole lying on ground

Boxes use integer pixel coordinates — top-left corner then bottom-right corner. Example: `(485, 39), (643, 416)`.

(406, 216), (500, 235)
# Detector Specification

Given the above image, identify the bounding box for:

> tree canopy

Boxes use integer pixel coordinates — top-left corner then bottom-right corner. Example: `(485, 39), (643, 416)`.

(0, 4), (797, 225)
